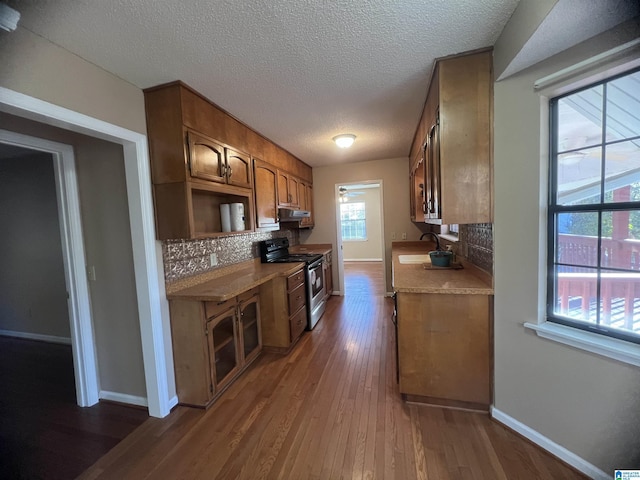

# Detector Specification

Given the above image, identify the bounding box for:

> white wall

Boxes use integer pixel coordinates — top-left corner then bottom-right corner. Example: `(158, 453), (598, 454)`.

(0, 152), (71, 341)
(342, 187), (383, 261)
(493, 18), (640, 472)
(0, 28), (146, 134)
(301, 157), (423, 293)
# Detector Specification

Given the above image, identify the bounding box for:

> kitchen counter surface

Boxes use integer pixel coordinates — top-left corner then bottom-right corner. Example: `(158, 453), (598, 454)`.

(166, 259), (304, 302)
(392, 241), (493, 295)
(290, 243), (332, 255)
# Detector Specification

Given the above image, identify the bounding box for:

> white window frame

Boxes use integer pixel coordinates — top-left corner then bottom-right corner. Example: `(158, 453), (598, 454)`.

(524, 41), (640, 368)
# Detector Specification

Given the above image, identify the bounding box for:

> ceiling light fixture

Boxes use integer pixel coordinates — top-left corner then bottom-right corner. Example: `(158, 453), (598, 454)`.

(0, 2), (20, 32)
(333, 134), (356, 149)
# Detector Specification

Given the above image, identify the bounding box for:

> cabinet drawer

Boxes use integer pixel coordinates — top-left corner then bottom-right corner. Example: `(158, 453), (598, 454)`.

(205, 298), (235, 319)
(288, 283), (306, 314)
(287, 269), (305, 291)
(289, 306), (307, 342)
(237, 287), (259, 303)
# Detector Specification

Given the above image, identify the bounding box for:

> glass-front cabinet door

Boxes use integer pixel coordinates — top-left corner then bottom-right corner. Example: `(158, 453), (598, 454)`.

(239, 295), (261, 364)
(207, 307), (240, 391)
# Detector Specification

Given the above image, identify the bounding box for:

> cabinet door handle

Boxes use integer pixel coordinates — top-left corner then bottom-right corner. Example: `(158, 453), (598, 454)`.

(227, 166), (233, 178)
(221, 163), (227, 177)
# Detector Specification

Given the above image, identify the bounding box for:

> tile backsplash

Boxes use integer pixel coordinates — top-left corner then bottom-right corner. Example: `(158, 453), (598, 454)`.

(163, 227), (299, 283)
(437, 223), (493, 274)
(463, 223), (493, 273)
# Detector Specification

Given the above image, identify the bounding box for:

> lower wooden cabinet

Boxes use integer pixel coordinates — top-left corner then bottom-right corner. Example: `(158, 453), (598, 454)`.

(396, 292), (492, 410)
(260, 268), (308, 353)
(169, 288), (261, 408)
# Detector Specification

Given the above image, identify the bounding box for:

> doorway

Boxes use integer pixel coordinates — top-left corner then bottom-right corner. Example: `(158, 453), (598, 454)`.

(0, 86), (173, 418)
(0, 132), (98, 407)
(335, 181), (386, 297)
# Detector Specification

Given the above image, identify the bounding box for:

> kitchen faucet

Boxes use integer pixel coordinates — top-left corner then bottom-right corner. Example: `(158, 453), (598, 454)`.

(420, 232), (442, 250)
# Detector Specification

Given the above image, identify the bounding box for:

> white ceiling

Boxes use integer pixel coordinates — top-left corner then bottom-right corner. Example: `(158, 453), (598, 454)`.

(3, 1), (637, 168)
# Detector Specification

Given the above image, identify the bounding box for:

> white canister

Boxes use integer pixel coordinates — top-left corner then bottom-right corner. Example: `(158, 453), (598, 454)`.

(229, 203), (245, 231)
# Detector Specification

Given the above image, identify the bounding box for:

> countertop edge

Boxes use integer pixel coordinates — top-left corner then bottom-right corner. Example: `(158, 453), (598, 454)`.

(166, 261), (304, 301)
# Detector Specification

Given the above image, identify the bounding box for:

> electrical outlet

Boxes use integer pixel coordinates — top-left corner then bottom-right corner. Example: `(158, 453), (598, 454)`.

(402, 232), (407, 240)
(210, 253), (218, 266)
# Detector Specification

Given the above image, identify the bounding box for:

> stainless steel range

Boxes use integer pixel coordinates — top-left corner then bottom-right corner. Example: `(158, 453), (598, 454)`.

(259, 238), (326, 330)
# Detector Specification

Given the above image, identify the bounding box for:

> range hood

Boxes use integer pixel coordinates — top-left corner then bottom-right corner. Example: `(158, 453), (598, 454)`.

(279, 208), (311, 222)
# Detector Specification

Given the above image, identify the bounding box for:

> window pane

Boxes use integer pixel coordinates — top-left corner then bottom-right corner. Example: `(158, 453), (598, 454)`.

(340, 202), (366, 240)
(557, 85), (603, 152)
(556, 146), (602, 205)
(606, 70), (640, 141)
(603, 140), (640, 203)
(600, 269), (640, 338)
(557, 212), (599, 268)
(600, 210), (640, 270)
(554, 266), (598, 325)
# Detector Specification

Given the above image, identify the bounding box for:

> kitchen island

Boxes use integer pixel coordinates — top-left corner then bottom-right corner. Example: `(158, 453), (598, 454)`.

(392, 241), (493, 412)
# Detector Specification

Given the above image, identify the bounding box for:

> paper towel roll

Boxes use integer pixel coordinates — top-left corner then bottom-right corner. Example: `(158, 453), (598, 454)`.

(230, 203), (245, 231)
(220, 204), (231, 232)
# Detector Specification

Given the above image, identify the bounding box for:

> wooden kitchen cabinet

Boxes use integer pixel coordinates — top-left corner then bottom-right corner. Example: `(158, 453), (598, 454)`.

(207, 305), (240, 392)
(253, 158), (280, 231)
(169, 288), (262, 408)
(396, 291), (492, 410)
(410, 150), (425, 222)
(187, 129), (253, 189)
(277, 169), (300, 208)
(299, 182), (314, 228)
(144, 84), (256, 240)
(260, 268), (307, 353)
(410, 48), (492, 225)
(153, 181), (254, 240)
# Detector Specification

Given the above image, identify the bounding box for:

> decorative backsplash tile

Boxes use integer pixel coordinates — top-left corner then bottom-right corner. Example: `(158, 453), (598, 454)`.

(462, 223), (493, 274)
(163, 227), (299, 283)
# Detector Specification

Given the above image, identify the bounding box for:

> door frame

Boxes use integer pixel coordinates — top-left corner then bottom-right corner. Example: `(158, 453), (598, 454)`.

(334, 180), (386, 295)
(0, 86), (175, 418)
(0, 129), (99, 407)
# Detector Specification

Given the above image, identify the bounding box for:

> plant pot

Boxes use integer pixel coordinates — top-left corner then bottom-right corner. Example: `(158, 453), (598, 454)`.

(429, 250), (453, 267)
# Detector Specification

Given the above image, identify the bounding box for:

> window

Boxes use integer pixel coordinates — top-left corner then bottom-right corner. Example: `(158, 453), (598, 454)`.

(340, 202), (367, 240)
(548, 68), (640, 344)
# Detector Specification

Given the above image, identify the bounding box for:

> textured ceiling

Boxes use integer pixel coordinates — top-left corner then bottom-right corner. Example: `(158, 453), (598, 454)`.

(6, 0), (522, 166)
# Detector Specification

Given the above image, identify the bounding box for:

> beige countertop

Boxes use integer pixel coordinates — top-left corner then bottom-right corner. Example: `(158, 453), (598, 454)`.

(166, 259), (304, 302)
(392, 241), (493, 295)
(290, 243), (332, 255)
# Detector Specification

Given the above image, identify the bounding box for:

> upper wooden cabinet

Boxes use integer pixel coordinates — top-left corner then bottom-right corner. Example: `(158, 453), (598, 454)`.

(254, 158), (280, 231)
(187, 130), (252, 189)
(409, 49), (492, 225)
(277, 169), (300, 208)
(299, 182), (314, 228)
(144, 81), (314, 239)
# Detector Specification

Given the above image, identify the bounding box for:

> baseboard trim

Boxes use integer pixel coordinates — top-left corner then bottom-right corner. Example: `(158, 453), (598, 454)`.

(491, 407), (608, 480)
(100, 390), (148, 408)
(168, 395), (179, 411)
(343, 258), (383, 262)
(0, 329), (71, 345)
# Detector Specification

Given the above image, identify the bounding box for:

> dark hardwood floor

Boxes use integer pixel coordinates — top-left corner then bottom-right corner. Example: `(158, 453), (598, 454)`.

(78, 262), (586, 480)
(0, 336), (149, 480)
